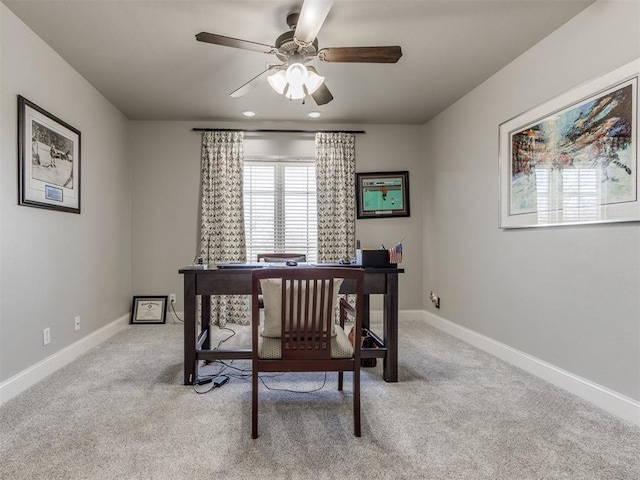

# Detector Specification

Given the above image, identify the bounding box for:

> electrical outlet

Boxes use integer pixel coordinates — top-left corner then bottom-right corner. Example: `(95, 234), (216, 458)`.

(75, 316), (81, 331)
(43, 327), (51, 345)
(170, 294), (176, 304)
(430, 291), (441, 309)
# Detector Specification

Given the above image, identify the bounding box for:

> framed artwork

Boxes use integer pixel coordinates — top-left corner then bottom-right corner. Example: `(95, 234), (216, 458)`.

(356, 171), (410, 219)
(499, 58), (639, 228)
(131, 296), (168, 324)
(18, 96), (81, 214)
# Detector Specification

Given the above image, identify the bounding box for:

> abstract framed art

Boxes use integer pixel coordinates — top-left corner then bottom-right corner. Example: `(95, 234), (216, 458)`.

(499, 58), (639, 228)
(18, 95), (81, 214)
(356, 171), (410, 219)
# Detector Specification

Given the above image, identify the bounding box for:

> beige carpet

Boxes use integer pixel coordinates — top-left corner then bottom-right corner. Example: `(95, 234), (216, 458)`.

(1, 317), (639, 479)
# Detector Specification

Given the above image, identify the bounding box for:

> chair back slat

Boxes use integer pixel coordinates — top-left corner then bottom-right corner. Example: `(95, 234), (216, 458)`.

(308, 279), (316, 350)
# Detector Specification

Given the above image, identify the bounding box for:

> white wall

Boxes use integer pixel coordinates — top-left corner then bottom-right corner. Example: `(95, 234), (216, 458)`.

(129, 121), (423, 311)
(0, 5), (132, 385)
(423, 0), (640, 401)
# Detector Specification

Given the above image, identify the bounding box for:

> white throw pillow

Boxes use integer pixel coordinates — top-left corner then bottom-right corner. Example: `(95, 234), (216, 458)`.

(260, 277), (343, 338)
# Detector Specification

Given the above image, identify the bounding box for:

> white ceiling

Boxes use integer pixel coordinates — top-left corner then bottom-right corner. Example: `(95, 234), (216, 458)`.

(3, 0), (595, 125)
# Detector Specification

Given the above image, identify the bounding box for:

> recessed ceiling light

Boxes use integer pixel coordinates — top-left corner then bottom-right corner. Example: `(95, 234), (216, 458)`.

(308, 111), (322, 118)
(242, 110), (257, 117)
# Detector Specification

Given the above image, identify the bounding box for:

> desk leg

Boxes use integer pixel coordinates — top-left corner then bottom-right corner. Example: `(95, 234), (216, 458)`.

(383, 273), (399, 382)
(183, 274), (196, 385)
(201, 295), (211, 351)
(362, 294), (371, 331)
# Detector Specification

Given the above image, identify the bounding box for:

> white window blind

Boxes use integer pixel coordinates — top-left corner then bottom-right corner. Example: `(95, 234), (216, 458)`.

(243, 160), (317, 262)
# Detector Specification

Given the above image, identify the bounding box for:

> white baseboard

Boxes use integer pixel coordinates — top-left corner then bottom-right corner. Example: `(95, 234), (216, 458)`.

(0, 314), (130, 406)
(419, 310), (639, 427)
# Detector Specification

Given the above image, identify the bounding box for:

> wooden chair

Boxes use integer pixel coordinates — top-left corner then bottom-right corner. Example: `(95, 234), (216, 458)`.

(251, 267), (365, 439)
(256, 253), (307, 263)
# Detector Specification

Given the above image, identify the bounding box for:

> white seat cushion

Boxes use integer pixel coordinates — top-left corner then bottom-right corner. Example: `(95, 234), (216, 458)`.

(258, 324), (354, 359)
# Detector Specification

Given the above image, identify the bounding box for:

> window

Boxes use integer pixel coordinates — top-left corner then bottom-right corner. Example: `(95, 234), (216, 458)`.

(243, 160), (317, 262)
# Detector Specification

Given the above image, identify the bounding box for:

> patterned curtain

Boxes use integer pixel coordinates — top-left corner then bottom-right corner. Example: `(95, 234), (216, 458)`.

(315, 132), (356, 262)
(199, 131), (250, 325)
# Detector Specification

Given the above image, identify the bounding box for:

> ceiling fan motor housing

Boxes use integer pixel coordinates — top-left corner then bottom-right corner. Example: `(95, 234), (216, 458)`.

(275, 30), (319, 62)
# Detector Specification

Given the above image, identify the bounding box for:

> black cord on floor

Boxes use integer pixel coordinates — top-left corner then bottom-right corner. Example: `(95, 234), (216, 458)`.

(214, 324), (236, 348)
(193, 323), (329, 395)
(194, 361), (328, 395)
(259, 372), (328, 393)
(192, 324), (239, 391)
(169, 301), (183, 323)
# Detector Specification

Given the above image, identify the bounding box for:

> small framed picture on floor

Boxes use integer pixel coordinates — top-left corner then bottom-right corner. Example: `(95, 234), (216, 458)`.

(131, 296), (168, 324)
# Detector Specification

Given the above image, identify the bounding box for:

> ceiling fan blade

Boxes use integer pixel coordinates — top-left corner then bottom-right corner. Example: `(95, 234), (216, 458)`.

(294, 0), (333, 45)
(311, 82), (333, 106)
(230, 65), (282, 97)
(196, 32), (275, 54)
(318, 46), (402, 63)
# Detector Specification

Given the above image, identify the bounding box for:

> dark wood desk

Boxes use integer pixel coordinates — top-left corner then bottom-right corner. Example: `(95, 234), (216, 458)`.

(179, 264), (404, 385)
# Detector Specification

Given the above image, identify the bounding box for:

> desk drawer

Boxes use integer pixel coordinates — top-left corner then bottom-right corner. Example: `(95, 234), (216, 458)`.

(196, 272), (252, 295)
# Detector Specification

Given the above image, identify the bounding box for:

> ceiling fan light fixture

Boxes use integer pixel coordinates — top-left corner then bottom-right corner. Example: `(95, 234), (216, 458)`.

(267, 70), (288, 94)
(269, 64), (319, 100)
(285, 83), (306, 100)
(304, 69), (324, 94)
(285, 63), (308, 87)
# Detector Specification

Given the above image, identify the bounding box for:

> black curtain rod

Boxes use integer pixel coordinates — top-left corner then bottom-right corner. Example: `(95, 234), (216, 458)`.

(192, 128), (365, 134)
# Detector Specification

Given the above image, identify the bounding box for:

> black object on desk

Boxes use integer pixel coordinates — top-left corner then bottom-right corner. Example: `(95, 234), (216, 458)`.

(178, 264), (404, 384)
(216, 262), (264, 269)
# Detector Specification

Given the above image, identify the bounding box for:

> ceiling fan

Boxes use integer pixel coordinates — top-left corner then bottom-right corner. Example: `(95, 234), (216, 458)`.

(195, 0), (402, 105)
